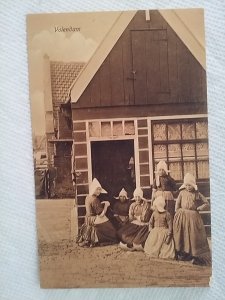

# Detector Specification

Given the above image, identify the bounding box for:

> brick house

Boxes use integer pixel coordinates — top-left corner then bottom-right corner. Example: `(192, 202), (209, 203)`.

(44, 10), (210, 234)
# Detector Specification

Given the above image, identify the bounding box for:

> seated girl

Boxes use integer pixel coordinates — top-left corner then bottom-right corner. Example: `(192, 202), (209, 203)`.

(77, 178), (118, 247)
(117, 187), (151, 251)
(113, 188), (131, 228)
(144, 196), (175, 259)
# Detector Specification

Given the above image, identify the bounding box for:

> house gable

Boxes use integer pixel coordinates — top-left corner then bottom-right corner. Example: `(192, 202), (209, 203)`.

(71, 10), (206, 111)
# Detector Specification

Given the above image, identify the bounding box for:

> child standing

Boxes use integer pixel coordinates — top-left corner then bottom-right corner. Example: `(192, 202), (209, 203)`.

(173, 173), (211, 265)
(152, 160), (177, 218)
(144, 196), (175, 259)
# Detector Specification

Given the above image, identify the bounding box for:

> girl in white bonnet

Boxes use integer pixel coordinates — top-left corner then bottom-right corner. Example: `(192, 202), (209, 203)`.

(152, 160), (177, 218)
(77, 178), (118, 247)
(144, 195), (175, 259)
(117, 187), (151, 251)
(113, 188), (131, 228)
(173, 173), (211, 265)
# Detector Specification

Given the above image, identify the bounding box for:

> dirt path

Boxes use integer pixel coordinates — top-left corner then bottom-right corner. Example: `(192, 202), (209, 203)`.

(39, 240), (211, 288)
(36, 200), (211, 288)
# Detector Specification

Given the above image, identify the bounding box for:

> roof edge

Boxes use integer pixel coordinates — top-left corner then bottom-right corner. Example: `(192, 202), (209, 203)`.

(70, 10), (137, 104)
(159, 9), (206, 70)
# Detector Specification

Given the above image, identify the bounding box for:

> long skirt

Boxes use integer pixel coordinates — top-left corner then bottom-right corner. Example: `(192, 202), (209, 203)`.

(117, 223), (149, 246)
(155, 190), (175, 217)
(144, 227), (175, 259)
(77, 216), (118, 245)
(76, 216), (98, 244)
(95, 221), (118, 244)
(173, 209), (211, 264)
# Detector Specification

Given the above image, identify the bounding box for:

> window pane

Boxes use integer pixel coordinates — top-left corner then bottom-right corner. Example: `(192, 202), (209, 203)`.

(153, 123), (167, 141)
(196, 121), (208, 139)
(153, 144), (167, 159)
(124, 121), (135, 135)
(182, 143), (195, 157)
(196, 142), (208, 158)
(184, 161), (196, 177)
(168, 144), (181, 159)
(169, 162), (183, 180)
(182, 122), (195, 139)
(89, 122), (100, 137)
(113, 121), (123, 136)
(168, 123), (181, 140)
(198, 160), (209, 179)
(101, 122), (111, 136)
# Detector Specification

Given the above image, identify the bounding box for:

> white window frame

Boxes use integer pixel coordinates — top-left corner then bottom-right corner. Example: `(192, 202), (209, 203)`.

(85, 118), (140, 188)
(73, 114), (208, 190)
(148, 114), (208, 184)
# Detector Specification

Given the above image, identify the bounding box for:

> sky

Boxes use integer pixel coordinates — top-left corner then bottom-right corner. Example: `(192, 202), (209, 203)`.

(27, 11), (121, 136)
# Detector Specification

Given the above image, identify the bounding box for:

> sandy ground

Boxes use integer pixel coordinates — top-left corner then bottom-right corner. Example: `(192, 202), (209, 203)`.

(37, 200), (211, 288)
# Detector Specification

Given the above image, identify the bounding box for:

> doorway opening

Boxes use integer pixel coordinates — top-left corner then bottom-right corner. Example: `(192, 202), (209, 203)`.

(91, 140), (135, 199)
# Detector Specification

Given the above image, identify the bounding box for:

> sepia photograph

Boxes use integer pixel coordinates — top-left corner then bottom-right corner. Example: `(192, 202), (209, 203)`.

(27, 9), (211, 288)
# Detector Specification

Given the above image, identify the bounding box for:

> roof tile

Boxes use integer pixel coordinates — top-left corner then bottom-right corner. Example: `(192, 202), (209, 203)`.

(50, 61), (85, 106)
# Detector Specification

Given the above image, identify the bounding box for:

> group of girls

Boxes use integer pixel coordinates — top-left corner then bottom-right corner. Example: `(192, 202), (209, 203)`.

(77, 160), (211, 266)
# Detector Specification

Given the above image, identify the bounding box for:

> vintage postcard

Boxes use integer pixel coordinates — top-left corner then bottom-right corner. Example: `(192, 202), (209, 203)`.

(27, 9), (211, 288)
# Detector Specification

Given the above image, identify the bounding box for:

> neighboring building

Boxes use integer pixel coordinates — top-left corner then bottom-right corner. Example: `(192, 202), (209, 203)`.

(67, 10), (210, 233)
(43, 57), (85, 198)
(34, 151), (48, 169)
(33, 135), (48, 199)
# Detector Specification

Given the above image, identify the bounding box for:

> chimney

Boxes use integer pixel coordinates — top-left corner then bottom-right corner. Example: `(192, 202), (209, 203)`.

(43, 54), (54, 135)
(43, 54), (55, 166)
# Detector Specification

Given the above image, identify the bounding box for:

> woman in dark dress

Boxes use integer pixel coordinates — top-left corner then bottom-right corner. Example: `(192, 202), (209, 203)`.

(77, 178), (118, 247)
(113, 188), (131, 229)
(152, 160), (177, 218)
(117, 187), (151, 251)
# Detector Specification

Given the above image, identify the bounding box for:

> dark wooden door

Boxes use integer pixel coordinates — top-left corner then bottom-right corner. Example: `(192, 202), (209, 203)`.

(91, 140), (135, 199)
(131, 29), (170, 104)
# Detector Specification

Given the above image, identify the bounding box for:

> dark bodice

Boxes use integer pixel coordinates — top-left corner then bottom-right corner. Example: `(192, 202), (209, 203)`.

(153, 175), (176, 191)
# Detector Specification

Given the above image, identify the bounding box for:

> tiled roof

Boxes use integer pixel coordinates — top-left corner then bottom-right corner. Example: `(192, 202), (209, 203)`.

(50, 61), (85, 106)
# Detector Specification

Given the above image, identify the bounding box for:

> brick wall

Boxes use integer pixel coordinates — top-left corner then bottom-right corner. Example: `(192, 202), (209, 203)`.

(58, 110), (72, 139)
(54, 142), (74, 198)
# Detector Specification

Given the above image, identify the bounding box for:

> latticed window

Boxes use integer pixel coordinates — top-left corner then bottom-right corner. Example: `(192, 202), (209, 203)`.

(89, 120), (135, 137)
(152, 118), (209, 181)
